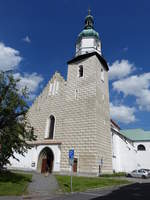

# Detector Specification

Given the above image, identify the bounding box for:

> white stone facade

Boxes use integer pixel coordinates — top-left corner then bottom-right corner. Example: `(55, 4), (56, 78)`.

(9, 144), (61, 172)
(111, 123), (150, 172)
(76, 37), (101, 56)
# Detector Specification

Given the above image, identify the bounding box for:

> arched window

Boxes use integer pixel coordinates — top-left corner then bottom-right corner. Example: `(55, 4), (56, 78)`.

(49, 115), (55, 139)
(49, 81), (59, 96)
(137, 144), (146, 151)
(79, 65), (83, 77)
(45, 115), (55, 139)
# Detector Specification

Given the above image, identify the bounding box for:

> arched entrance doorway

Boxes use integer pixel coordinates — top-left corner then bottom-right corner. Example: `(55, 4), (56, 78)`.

(37, 147), (54, 173)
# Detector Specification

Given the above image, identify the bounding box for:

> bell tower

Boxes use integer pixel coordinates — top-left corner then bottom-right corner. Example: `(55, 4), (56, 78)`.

(76, 9), (101, 56)
(61, 10), (113, 174)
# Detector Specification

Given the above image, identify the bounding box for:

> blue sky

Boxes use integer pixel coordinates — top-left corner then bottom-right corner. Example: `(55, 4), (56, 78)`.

(0, 0), (150, 130)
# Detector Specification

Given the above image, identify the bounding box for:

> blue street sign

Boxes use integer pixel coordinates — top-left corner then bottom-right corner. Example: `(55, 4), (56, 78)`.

(69, 149), (74, 160)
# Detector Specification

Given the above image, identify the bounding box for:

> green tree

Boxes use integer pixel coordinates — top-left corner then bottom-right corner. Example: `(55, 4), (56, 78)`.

(0, 71), (36, 170)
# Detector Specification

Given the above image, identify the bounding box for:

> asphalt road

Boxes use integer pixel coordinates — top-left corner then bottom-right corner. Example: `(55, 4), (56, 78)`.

(50, 180), (150, 200)
(91, 182), (150, 200)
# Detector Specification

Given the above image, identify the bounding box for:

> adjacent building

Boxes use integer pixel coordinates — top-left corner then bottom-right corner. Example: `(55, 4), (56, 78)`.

(111, 121), (150, 172)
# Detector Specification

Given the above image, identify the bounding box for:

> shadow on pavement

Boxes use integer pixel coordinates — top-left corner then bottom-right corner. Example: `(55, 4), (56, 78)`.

(92, 183), (150, 200)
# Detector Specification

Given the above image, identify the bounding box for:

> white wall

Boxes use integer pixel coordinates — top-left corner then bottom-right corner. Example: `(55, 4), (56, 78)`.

(81, 38), (94, 48)
(112, 130), (137, 172)
(76, 38), (101, 56)
(135, 142), (150, 169)
(112, 129), (150, 172)
(8, 144), (61, 172)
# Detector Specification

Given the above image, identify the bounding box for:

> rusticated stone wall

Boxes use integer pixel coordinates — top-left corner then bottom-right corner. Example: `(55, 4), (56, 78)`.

(27, 55), (112, 175)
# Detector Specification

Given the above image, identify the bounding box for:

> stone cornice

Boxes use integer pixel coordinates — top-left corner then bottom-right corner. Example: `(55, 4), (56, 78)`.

(27, 140), (62, 146)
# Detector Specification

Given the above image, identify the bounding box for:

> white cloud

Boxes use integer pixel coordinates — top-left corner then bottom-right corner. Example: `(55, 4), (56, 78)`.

(0, 42), (43, 100)
(112, 73), (150, 111)
(14, 72), (43, 100)
(109, 60), (135, 80)
(23, 36), (31, 43)
(123, 47), (128, 52)
(135, 90), (150, 111)
(0, 42), (22, 71)
(110, 103), (136, 124)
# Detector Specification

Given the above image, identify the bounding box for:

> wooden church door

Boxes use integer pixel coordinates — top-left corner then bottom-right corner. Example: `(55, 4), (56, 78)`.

(73, 158), (78, 172)
(41, 159), (47, 173)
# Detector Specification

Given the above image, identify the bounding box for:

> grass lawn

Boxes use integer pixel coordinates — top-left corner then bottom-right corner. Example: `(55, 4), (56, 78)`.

(0, 171), (32, 196)
(55, 175), (130, 192)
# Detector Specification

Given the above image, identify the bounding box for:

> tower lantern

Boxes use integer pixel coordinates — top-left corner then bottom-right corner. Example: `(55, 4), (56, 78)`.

(76, 10), (101, 56)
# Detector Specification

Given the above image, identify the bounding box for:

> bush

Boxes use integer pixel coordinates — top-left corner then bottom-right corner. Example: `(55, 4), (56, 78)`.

(100, 172), (126, 177)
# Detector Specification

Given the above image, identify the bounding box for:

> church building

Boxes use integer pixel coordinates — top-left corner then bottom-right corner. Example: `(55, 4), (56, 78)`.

(9, 11), (113, 175)
(8, 11), (150, 175)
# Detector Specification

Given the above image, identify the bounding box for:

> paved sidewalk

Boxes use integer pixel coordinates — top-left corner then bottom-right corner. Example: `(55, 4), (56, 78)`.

(0, 172), (59, 200)
(28, 172), (59, 196)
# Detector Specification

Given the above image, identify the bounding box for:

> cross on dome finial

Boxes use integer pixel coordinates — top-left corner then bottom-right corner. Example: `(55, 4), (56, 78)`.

(88, 8), (91, 15)
(85, 8), (94, 29)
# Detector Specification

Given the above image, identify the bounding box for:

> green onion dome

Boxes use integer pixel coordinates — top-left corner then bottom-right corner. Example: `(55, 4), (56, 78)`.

(78, 29), (99, 39)
(77, 9), (99, 42)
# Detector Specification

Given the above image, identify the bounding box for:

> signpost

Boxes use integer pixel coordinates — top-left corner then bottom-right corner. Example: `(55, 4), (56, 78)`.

(69, 149), (74, 192)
